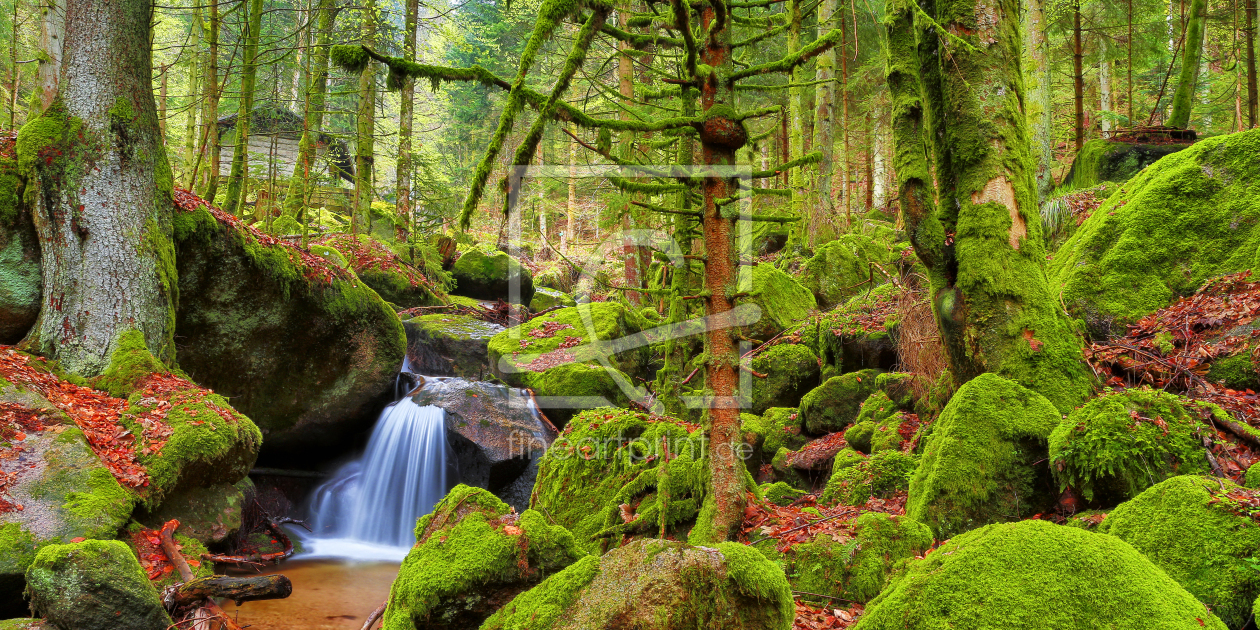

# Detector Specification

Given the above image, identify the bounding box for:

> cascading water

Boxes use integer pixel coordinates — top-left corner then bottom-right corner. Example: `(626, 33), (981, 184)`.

(303, 371), (452, 560)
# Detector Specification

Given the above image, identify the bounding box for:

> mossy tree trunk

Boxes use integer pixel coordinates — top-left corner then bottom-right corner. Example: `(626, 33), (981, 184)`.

(787, 0), (805, 228)
(395, 0), (418, 240)
(1025, 0), (1053, 196)
(223, 0), (264, 216)
(810, 0), (836, 245)
(353, 0), (378, 234)
(1072, 0), (1083, 151)
(281, 0), (335, 218)
(886, 0), (1092, 412)
(182, 7), (200, 187)
(1169, 0), (1208, 128)
(201, 0), (220, 199)
(18, 0), (175, 376)
(1248, 0), (1257, 127)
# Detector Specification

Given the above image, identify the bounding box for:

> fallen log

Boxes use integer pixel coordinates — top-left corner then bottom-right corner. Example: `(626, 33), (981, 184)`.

(156, 519), (267, 630)
(167, 575), (293, 608)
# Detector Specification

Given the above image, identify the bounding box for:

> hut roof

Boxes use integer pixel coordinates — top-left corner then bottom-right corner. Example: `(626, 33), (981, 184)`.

(217, 105), (354, 183)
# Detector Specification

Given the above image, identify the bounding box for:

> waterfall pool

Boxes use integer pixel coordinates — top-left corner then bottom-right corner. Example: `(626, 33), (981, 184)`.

(223, 558), (400, 630)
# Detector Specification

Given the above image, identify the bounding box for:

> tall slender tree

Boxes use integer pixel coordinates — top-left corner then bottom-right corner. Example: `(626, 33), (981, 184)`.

(223, 0), (265, 215)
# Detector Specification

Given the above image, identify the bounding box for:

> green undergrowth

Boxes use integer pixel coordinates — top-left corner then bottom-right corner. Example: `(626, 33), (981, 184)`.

(906, 373), (1061, 538)
(822, 450), (917, 506)
(789, 513), (932, 605)
(854, 520), (1228, 629)
(1049, 388), (1211, 506)
(1098, 475), (1260, 629)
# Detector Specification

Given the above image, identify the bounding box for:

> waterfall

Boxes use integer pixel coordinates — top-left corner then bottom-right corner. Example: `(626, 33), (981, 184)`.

(304, 396), (450, 559)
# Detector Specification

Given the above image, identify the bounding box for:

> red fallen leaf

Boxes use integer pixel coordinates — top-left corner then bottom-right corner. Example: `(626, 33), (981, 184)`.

(187, 559), (200, 568)
(161, 565), (173, 574)
(70, 537), (85, 543)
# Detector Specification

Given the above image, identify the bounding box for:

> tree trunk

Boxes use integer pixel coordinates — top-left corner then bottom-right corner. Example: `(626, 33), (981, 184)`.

(888, 0), (1091, 412)
(182, 8), (201, 187)
(1248, 0), (1258, 127)
(1099, 38), (1112, 134)
(157, 65), (168, 139)
(692, 3), (746, 545)
(1170, 0), (1208, 128)
(1074, 0), (1084, 151)
(18, 0), (175, 375)
(201, 0), (220, 199)
(395, 0), (418, 240)
(282, 0), (335, 218)
(618, 9), (640, 304)
(564, 121), (576, 254)
(787, 0), (805, 224)
(36, 0), (62, 111)
(810, 0), (836, 245)
(223, 0), (264, 215)
(353, 0), (377, 233)
(1026, 0), (1053, 195)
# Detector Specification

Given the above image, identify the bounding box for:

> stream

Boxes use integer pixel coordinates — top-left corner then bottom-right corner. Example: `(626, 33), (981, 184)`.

(223, 560), (400, 630)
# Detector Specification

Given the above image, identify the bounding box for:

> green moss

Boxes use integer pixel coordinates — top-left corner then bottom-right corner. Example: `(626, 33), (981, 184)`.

(91, 330), (167, 398)
(0, 523), (38, 580)
(530, 408), (708, 553)
(530, 287), (576, 311)
(906, 373), (1061, 538)
(1049, 388), (1210, 505)
(790, 513), (932, 605)
(1061, 139), (1188, 190)
(743, 407), (808, 460)
(308, 245), (348, 268)
(1097, 475), (1260, 628)
(1051, 129), (1260, 330)
(854, 520), (1228, 629)
(747, 344), (820, 415)
(489, 302), (649, 387)
(735, 264), (817, 339)
(821, 450), (917, 506)
(478, 555), (602, 630)
(25, 540), (172, 630)
(107, 97), (135, 121)
(844, 421), (876, 453)
(1207, 351), (1260, 390)
(1246, 463), (1260, 489)
(799, 369), (882, 435)
(759, 482), (806, 506)
(715, 541), (795, 623)
(799, 233), (897, 310)
(450, 247), (535, 305)
(26, 427), (135, 541)
(384, 486), (583, 630)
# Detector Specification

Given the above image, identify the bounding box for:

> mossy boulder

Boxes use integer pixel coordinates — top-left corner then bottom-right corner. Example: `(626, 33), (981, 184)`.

(482, 538), (794, 630)
(1061, 138), (1188, 189)
(735, 264), (817, 340)
(844, 390), (906, 454)
(451, 248), (535, 305)
(1049, 388), (1211, 506)
(747, 344), (820, 415)
(382, 485), (584, 630)
(1051, 128), (1260, 331)
(821, 450), (918, 506)
(854, 520), (1228, 630)
(1098, 476), (1260, 629)
(530, 287), (576, 312)
(799, 234), (898, 310)
(173, 203), (405, 464)
(1205, 348), (1260, 391)
(906, 373), (1060, 538)
(134, 479), (249, 545)
(789, 513), (932, 604)
(742, 408), (808, 461)
(25, 540), (172, 630)
(798, 369), (882, 435)
(811, 283), (902, 376)
(403, 313), (504, 378)
(759, 481), (806, 506)
(517, 362), (635, 428)
(319, 234), (447, 309)
(0, 154), (38, 345)
(531, 408), (708, 553)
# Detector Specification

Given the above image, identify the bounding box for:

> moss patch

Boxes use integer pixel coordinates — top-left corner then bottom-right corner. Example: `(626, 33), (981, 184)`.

(735, 264), (817, 340)
(789, 513), (932, 604)
(451, 247), (535, 305)
(822, 450), (917, 506)
(747, 344), (820, 415)
(799, 369), (882, 435)
(25, 539), (172, 630)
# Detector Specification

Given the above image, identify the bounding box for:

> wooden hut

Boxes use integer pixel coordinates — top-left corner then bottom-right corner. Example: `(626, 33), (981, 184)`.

(216, 106), (355, 211)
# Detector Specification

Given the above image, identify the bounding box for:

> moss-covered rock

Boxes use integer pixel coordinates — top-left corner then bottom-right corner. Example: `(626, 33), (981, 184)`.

(451, 247), (535, 305)
(482, 538), (794, 630)
(789, 513), (932, 605)
(1060, 138), (1188, 189)
(747, 344), (820, 415)
(25, 540), (172, 630)
(759, 482), (806, 506)
(799, 369), (882, 435)
(382, 485), (584, 630)
(1097, 476), (1260, 629)
(1051, 129), (1260, 331)
(799, 234), (899, 310)
(403, 313), (504, 378)
(1049, 388), (1211, 505)
(844, 390), (905, 454)
(319, 234), (447, 309)
(531, 408), (709, 553)
(1206, 349), (1260, 391)
(906, 373), (1060, 538)
(854, 520), (1228, 629)
(530, 287), (576, 312)
(735, 264), (817, 340)
(811, 283), (902, 376)
(0, 152), (38, 345)
(0, 619), (52, 629)
(821, 450), (918, 506)
(742, 408), (808, 460)
(134, 478), (249, 545)
(1246, 463), (1260, 489)
(173, 203), (405, 464)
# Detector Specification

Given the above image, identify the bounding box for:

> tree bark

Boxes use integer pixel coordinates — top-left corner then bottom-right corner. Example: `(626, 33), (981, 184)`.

(618, 9), (640, 304)
(183, 10), (201, 187)
(787, 0), (805, 224)
(201, 0), (221, 199)
(810, 0), (837, 245)
(1248, 0), (1258, 127)
(36, 0), (62, 111)
(887, 0), (1092, 412)
(1074, 0), (1084, 151)
(353, 0), (377, 233)
(564, 121), (576, 254)
(223, 0), (264, 215)
(168, 576), (292, 609)
(1026, 0), (1053, 195)
(1170, 0), (1208, 128)
(1099, 38), (1112, 134)
(18, 0), (176, 374)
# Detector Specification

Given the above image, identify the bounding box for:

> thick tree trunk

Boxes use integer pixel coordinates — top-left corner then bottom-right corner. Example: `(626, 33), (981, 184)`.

(1026, 0), (1053, 195)
(223, 0), (264, 215)
(1170, 0), (1207, 128)
(282, 0), (335, 217)
(18, 0), (175, 375)
(395, 0), (418, 240)
(810, 0), (837, 245)
(888, 0), (1091, 412)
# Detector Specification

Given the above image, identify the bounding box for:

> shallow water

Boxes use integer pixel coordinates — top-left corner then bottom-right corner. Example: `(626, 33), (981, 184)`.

(223, 559), (400, 630)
